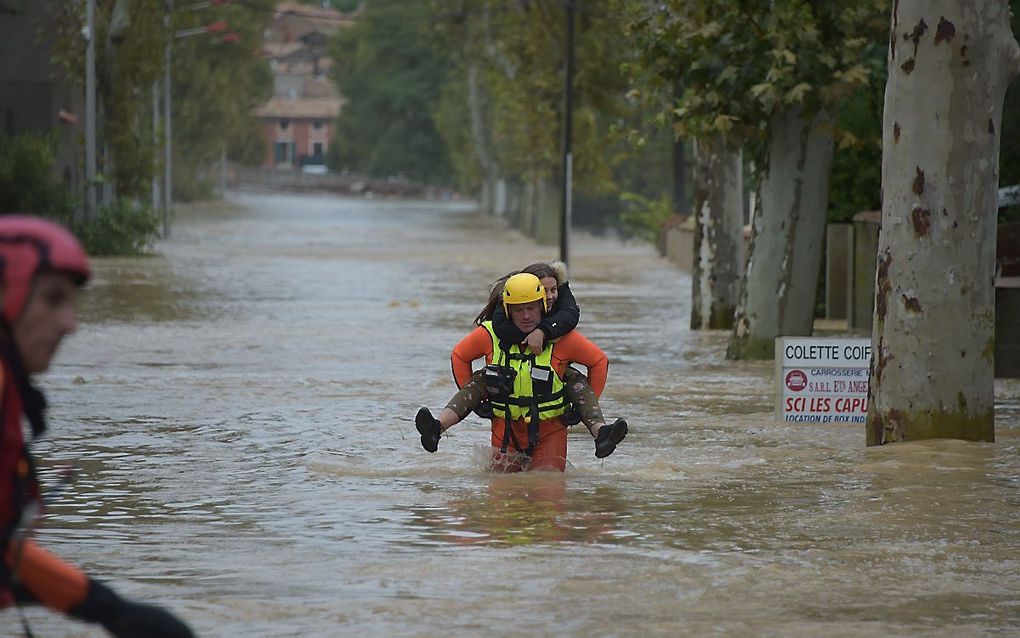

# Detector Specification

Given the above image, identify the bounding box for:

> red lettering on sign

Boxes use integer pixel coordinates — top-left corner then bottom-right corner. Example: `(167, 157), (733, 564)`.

(809, 397), (831, 412)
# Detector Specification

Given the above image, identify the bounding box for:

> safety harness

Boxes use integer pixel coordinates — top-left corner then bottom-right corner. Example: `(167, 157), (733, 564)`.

(481, 322), (567, 457)
(0, 344), (50, 637)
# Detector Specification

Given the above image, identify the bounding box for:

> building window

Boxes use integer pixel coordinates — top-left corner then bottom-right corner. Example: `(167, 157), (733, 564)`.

(279, 119), (290, 130)
(313, 120), (323, 130)
(274, 141), (294, 165)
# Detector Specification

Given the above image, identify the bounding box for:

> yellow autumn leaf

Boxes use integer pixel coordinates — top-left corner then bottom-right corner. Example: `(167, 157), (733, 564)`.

(719, 66), (738, 83)
(836, 64), (870, 85)
(698, 21), (723, 38)
(750, 82), (772, 98)
(836, 130), (860, 150)
(713, 114), (735, 135)
(773, 49), (796, 65)
(785, 83), (812, 103)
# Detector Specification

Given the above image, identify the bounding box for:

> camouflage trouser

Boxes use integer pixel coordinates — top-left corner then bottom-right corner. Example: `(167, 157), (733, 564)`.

(444, 366), (605, 431)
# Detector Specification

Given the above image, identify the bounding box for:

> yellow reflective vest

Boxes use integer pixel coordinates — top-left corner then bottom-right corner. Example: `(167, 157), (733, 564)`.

(483, 321), (568, 422)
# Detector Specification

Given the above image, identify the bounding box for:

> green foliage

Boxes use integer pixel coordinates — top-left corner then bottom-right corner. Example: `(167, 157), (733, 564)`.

(171, 0), (273, 200)
(432, 66), (483, 192)
(328, 1), (453, 185)
(828, 57), (886, 223)
(618, 0), (888, 164)
(619, 191), (673, 241)
(53, 0), (167, 201)
(430, 0), (649, 224)
(0, 132), (75, 219)
(171, 168), (216, 203)
(52, 0), (272, 203)
(0, 132), (160, 255)
(73, 199), (161, 256)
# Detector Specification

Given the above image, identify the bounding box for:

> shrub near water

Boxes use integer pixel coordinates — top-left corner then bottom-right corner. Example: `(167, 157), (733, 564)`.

(0, 131), (160, 255)
(74, 200), (161, 256)
(620, 191), (674, 241)
(0, 132), (75, 219)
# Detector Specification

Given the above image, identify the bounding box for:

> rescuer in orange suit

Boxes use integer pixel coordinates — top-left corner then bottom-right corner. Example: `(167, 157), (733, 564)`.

(416, 272), (628, 471)
(0, 216), (193, 637)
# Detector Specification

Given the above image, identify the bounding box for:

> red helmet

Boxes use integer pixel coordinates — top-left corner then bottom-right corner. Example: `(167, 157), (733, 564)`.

(0, 215), (90, 323)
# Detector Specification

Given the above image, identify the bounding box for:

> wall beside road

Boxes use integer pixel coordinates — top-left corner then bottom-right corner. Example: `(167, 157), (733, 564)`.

(658, 214), (1020, 378)
(232, 165), (456, 200)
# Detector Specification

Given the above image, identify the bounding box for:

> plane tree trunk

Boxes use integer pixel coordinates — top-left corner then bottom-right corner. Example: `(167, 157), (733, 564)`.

(728, 106), (834, 359)
(867, 0), (1020, 445)
(691, 136), (744, 329)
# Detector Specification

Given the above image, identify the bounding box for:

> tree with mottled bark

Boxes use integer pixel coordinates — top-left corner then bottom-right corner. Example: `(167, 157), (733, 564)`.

(620, 1), (887, 342)
(691, 137), (744, 329)
(728, 105), (836, 357)
(727, 3), (888, 359)
(621, 2), (754, 330)
(867, 0), (1020, 445)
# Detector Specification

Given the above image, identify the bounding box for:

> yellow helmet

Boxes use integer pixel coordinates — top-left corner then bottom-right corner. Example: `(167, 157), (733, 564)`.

(502, 272), (547, 315)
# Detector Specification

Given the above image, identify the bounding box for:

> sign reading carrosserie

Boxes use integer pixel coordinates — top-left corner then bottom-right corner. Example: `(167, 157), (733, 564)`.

(775, 337), (871, 424)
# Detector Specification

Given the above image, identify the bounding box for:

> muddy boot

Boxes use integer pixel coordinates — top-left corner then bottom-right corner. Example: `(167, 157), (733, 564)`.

(594, 418), (628, 459)
(415, 407), (442, 453)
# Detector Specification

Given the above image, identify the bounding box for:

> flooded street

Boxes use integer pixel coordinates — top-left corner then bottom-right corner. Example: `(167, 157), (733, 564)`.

(20, 191), (1020, 637)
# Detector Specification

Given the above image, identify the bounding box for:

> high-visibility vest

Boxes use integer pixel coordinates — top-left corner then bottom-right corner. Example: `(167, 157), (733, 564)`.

(482, 321), (568, 423)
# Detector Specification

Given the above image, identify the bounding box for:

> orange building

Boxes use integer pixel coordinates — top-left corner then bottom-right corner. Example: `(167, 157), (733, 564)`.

(255, 2), (349, 169)
(255, 95), (343, 169)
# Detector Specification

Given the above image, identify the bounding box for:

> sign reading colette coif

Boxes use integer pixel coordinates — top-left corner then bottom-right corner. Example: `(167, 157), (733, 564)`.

(775, 337), (872, 424)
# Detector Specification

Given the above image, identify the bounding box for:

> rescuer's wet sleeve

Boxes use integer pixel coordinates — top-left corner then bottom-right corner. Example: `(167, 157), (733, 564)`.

(6, 540), (194, 638)
(450, 326), (492, 388)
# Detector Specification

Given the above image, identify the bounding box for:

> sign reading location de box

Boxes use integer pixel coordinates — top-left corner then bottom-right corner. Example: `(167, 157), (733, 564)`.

(775, 337), (871, 424)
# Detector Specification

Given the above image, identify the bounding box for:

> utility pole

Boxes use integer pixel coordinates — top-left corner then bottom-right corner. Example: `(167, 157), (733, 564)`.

(220, 147), (227, 196)
(560, 0), (575, 266)
(152, 81), (161, 212)
(163, 0), (173, 238)
(85, 0), (97, 221)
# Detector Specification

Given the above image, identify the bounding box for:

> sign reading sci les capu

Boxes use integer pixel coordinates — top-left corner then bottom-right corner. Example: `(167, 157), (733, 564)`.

(775, 337), (872, 424)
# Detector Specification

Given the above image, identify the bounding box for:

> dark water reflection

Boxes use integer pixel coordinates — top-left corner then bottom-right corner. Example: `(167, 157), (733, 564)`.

(17, 192), (1020, 637)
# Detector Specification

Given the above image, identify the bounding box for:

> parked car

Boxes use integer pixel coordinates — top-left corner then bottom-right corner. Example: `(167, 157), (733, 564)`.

(299, 154), (328, 174)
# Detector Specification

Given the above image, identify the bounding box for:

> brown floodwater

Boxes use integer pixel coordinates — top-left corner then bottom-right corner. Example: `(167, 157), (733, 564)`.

(16, 192), (1020, 637)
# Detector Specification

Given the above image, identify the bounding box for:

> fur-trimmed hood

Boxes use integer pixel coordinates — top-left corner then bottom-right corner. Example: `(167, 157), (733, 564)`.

(550, 260), (568, 284)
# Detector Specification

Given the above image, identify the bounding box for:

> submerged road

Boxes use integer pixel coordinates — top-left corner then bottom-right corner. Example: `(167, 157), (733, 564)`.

(19, 192), (1020, 637)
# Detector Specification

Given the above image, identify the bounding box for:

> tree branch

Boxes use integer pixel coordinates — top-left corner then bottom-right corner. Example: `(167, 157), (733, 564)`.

(738, 2), (767, 39)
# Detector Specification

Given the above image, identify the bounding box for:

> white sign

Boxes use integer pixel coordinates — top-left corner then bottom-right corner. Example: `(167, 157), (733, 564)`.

(775, 337), (871, 424)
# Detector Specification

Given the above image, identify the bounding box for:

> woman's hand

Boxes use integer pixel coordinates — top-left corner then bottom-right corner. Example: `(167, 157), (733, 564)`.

(523, 329), (545, 355)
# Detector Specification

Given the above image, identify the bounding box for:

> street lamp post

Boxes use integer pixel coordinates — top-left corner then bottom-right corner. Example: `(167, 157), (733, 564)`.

(560, 0), (575, 266)
(152, 81), (161, 212)
(85, 0), (97, 220)
(163, 0), (173, 238)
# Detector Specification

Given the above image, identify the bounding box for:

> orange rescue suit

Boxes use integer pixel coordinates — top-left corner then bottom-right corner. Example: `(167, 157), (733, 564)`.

(451, 326), (608, 471)
(1, 360), (90, 612)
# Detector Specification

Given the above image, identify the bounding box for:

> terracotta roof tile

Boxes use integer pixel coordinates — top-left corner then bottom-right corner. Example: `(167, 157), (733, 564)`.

(254, 96), (343, 119)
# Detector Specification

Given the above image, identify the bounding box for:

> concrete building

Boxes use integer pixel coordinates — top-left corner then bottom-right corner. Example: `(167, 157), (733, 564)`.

(0, 0), (84, 197)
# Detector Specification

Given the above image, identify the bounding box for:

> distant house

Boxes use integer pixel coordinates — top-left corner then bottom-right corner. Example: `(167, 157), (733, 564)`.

(255, 2), (349, 170)
(255, 95), (343, 168)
